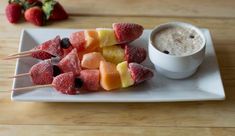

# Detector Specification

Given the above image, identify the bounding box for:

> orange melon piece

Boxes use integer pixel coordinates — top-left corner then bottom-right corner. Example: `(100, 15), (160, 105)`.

(84, 30), (100, 51)
(77, 30), (101, 60)
(81, 52), (105, 69)
(99, 61), (121, 91)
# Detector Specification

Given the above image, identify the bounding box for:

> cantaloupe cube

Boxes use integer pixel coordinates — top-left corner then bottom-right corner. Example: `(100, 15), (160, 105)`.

(81, 52), (105, 69)
(102, 45), (124, 64)
(99, 61), (121, 91)
(96, 28), (118, 47)
(75, 30), (101, 60)
(84, 30), (100, 51)
(116, 61), (134, 88)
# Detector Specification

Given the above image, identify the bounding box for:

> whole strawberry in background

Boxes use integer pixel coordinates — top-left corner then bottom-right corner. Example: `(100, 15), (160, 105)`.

(23, 0), (43, 8)
(43, 0), (68, 21)
(5, 0), (22, 23)
(5, 0), (68, 26)
(24, 6), (45, 26)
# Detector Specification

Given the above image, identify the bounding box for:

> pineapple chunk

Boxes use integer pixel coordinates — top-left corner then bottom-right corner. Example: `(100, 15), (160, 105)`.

(102, 45), (124, 64)
(97, 28), (118, 47)
(117, 61), (134, 88)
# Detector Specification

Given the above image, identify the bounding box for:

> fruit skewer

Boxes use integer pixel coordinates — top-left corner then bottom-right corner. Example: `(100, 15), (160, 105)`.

(4, 23), (144, 60)
(10, 60), (56, 85)
(10, 49), (81, 84)
(12, 72), (91, 95)
(12, 60), (154, 95)
(2, 35), (70, 60)
(10, 44), (147, 85)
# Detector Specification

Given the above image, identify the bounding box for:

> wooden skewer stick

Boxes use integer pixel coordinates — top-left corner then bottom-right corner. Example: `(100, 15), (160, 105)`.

(8, 73), (31, 78)
(12, 84), (53, 91)
(1, 53), (32, 60)
(8, 49), (40, 56)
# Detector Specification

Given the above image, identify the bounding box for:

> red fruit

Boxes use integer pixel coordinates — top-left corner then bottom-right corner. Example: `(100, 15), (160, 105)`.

(69, 31), (86, 52)
(43, 0), (68, 21)
(62, 45), (73, 58)
(57, 49), (81, 76)
(24, 6), (45, 26)
(5, 3), (22, 23)
(26, 0), (41, 4)
(128, 63), (154, 84)
(31, 46), (54, 60)
(124, 45), (147, 63)
(79, 70), (100, 91)
(112, 23), (144, 43)
(52, 72), (78, 95)
(38, 35), (63, 57)
(30, 60), (53, 85)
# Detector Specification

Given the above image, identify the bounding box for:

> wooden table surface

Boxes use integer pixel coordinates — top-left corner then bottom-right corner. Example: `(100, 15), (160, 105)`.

(0, 0), (235, 135)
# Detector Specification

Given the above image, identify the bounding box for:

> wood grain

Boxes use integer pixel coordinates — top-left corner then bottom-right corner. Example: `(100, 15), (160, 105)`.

(0, 125), (235, 136)
(0, 0), (235, 135)
(0, 0), (235, 18)
(0, 15), (235, 130)
(0, 94), (234, 127)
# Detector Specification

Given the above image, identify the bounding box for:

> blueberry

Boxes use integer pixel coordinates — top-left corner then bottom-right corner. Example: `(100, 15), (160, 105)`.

(53, 65), (61, 77)
(163, 50), (169, 54)
(74, 78), (83, 88)
(60, 38), (71, 49)
(190, 35), (195, 39)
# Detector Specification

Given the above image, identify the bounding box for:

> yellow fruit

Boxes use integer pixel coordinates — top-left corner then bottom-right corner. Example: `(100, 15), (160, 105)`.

(99, 61), (121, 91)
(116, 61), (134, 88)
(102, 45), (124, 64)
(96, 28), (118, 47)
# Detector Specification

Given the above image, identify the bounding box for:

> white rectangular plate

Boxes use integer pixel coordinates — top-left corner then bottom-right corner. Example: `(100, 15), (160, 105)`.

(11, 28), (225, 102)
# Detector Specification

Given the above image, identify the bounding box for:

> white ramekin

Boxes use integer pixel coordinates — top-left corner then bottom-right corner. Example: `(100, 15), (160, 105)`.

(148, 22), (206, 79)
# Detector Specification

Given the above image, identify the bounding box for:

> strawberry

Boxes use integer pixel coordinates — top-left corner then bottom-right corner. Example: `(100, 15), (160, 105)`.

(124, 45), (147, 63)
(31, 46), (54, 60)
(30, 60), (54, 85)
(79, 70), (100, 91)
(43, 0), (68, 21)
(69, 31), (86, 52)
(26, 0), (41, 4)
(5, 1), (22, 23)
(128, 63), (154, 84)
(24, 0), (43, 7)
(112, 23), (144, 43)
(24, 6), (45, 26)
(52, 72), (79, 95)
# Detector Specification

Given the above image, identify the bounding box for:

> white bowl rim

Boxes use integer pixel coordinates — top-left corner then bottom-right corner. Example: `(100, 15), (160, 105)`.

(149, 21), (206, 58)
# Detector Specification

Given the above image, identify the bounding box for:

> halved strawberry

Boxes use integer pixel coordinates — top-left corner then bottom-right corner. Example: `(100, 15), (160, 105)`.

(112, 23), (144, 43)
(79, 70), (100, 91)
(57, 49), (81, 76)
(31, 46), (54, 60)
(38, 35), (63, 57)
(124, 45), (147, 63)
(128, 63), (153, 84)
(52, 72), (78, 95)
(30, 60), (53, 85)
(69, 31), (86, 52)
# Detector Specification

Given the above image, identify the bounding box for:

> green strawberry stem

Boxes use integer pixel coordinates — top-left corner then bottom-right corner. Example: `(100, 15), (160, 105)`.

(42, 0), (56, 20)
